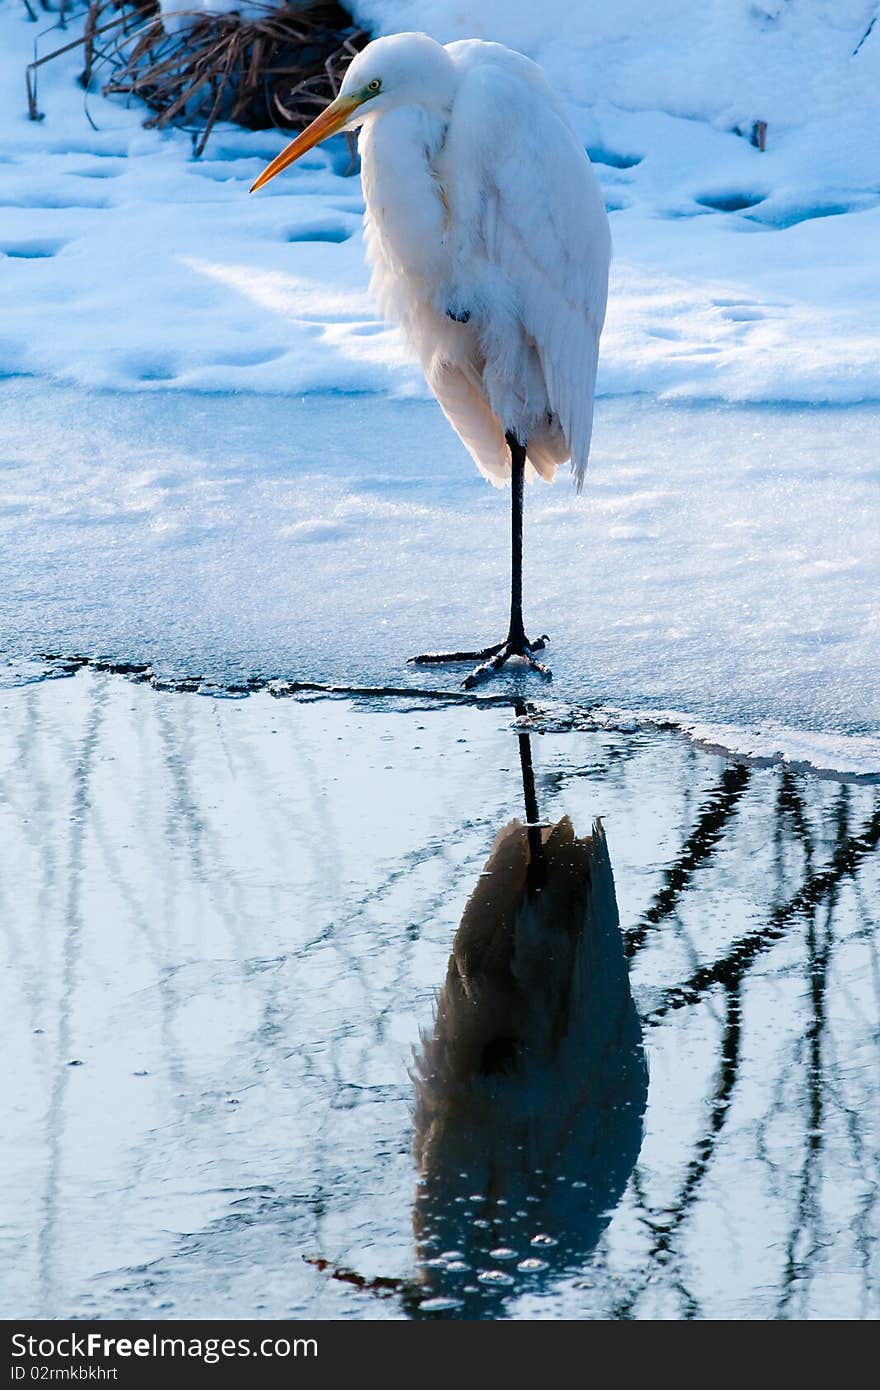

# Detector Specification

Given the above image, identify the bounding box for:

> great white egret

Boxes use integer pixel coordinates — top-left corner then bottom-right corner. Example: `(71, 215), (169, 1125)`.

(251, 32), (611, 687)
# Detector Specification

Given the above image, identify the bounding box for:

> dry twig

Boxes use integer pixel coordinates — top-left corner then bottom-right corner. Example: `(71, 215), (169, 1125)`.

(27, 1), (368, 157)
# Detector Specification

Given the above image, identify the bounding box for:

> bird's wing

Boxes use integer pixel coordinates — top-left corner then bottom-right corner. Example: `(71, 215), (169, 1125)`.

(427, 357), (511, 486)
(441, 44), (611, 487)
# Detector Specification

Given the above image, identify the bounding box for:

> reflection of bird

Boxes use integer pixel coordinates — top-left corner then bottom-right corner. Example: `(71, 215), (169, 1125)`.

(409, 792), (646, 1315)
(251, 33), (611, 687)
(303, 726), (645, 1317)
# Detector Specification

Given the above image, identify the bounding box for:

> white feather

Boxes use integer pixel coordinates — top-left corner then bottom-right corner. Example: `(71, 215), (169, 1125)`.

(349, 34), (611, 489)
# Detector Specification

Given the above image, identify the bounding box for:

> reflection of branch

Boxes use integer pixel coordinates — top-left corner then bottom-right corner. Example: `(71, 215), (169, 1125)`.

(616, 979), (742, 1318)
(777, 789), (849, 1316)
(648, 803), (880, 1021)
(626, 766), (751, 957)
(776, 767), (815, 867)
(673, 981), (742, 1219)
(615, 789), (877, 1319)
(776, 916), (827, 1315)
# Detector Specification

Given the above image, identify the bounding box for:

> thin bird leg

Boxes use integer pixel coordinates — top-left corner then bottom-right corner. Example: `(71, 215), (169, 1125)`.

(410, 433), (552, 687)
(460, 435), (553, 688)
(507, 434), (527, 649)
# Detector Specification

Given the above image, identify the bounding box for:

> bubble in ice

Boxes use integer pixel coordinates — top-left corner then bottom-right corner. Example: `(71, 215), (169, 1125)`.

(530, 1234), (558, 1247)
(419, 1297), (463, 1312)
(489, 1247), (517, 1261)
(478, 1270), (515, 1286)
(517, 1258), (549, 1272)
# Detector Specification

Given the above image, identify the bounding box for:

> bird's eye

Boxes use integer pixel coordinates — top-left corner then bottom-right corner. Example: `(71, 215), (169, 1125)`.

(367, 79), (381, 92)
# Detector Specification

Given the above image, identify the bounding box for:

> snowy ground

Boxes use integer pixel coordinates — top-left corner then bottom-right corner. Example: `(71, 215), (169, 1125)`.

(2, 672), (877, 1320)
(2, 1), (879, 403)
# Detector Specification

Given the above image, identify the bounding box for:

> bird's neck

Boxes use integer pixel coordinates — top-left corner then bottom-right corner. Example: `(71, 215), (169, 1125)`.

(358, 106), (453, 293)
(359, 102), (450, 177)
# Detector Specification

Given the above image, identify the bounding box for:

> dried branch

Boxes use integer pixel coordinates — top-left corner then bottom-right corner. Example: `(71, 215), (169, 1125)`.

(26, 1), (368, 155)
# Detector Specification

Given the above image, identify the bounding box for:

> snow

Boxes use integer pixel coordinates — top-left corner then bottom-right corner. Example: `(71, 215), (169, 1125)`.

(353, 1), (880, 167)
(1, 0), (879, 401)
(158, 0), (273, 36)
(0, 1), (877, 773)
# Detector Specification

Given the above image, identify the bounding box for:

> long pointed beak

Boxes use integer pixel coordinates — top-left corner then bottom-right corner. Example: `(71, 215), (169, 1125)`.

(250, 93), (363, 193)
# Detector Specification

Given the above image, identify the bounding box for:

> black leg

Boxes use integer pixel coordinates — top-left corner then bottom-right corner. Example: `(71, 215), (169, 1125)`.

(508, 432), (527, 650)
(410, 432), (552, 686)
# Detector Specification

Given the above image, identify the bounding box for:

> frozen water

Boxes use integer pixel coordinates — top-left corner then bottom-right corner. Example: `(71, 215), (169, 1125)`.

(1, 382), (877, 774)
(1, 672), (877, 1319)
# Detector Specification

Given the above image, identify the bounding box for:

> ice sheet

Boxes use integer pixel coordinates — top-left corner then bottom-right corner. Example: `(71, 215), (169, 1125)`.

(1, 384), (877, 773)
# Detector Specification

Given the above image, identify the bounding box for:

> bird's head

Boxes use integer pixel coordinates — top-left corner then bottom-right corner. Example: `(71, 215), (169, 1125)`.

(250, 33), (454, 193)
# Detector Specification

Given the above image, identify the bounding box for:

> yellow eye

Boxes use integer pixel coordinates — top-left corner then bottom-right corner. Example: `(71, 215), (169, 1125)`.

(367, 79), (381, 92)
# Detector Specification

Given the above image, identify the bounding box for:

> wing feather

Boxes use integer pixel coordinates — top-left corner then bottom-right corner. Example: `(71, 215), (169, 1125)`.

(441, 46), (611, 488)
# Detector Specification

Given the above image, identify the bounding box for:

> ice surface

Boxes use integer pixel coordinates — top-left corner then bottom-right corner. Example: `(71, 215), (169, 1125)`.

(2, 672), (877, 1319)
(1, 382), (877, 773)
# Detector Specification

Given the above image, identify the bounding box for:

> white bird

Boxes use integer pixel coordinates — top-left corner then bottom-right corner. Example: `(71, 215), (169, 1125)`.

(251, 32), (611, 687)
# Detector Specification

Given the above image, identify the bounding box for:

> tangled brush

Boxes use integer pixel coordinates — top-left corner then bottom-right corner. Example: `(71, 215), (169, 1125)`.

(27, 1), (368, 158)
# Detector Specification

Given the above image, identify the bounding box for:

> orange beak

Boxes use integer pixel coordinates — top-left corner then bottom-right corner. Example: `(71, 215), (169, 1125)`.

(250, 92), (364, 193)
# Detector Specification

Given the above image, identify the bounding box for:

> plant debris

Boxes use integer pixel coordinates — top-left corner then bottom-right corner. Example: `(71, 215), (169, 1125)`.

(27, 0), (368, 158)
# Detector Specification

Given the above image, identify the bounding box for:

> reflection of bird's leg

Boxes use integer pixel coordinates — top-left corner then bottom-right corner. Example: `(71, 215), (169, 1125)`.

(517, 718), (547, 891)
(411, 434), (552, 688)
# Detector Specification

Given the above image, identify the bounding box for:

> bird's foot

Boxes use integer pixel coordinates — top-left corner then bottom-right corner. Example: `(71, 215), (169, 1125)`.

(410, 634), (551, 689)
(462, 634), (551, 689)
